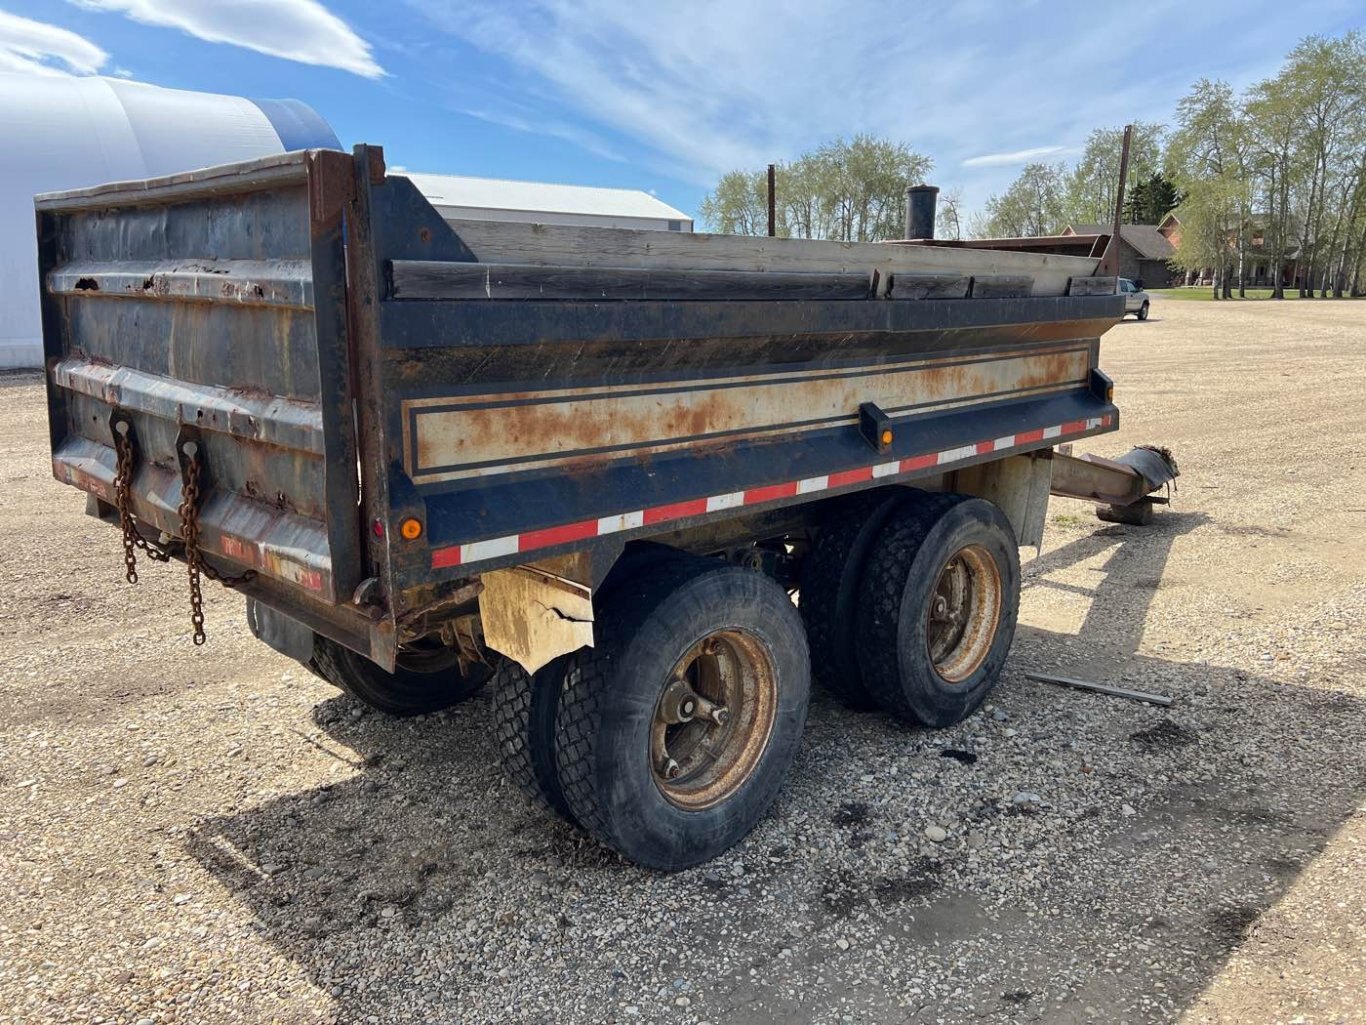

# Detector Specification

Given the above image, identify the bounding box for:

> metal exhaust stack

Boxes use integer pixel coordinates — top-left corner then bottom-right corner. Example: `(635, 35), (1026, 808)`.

(904, 185), (939, 241)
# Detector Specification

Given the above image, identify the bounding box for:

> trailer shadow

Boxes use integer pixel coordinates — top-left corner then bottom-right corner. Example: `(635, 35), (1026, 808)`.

(186, 509), (1366, 1025)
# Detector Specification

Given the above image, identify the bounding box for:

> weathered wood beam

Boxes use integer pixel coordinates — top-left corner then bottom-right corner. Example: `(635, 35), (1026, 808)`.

(439, 218), (1097, 297)
(388, 261), (876, 301)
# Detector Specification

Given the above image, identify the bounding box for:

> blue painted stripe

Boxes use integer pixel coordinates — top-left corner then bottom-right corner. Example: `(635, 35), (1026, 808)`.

(249, 98), (341, 152)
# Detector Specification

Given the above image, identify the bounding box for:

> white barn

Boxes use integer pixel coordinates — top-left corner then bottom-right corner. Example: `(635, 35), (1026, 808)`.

(404, 172), (693, 233)
(0, 75), (339, 369)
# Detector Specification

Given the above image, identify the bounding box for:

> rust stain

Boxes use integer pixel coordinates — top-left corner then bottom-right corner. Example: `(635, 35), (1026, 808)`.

(412, 348), (1092, 482)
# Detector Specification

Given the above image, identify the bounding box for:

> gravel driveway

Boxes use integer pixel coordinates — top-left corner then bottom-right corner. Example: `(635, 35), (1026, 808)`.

(3, 298), (1364, 1025)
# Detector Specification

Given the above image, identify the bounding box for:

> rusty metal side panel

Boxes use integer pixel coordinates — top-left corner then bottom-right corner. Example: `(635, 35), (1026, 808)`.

(343, 160), (1122, 606)
(402, 345), (1093, 487)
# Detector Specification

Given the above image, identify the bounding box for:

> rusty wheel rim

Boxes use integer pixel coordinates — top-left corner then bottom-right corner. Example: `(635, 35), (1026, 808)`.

(926, 544), (1001, 684)
(650, 630), (778, 811)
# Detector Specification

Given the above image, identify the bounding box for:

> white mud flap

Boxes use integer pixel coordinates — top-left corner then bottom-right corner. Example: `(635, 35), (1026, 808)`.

(478, 566), (594, 674)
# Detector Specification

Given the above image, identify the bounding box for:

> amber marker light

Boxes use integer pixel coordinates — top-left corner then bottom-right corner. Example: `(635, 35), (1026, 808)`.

(400, 517), (423, 541)
(881, 429), (894, 447)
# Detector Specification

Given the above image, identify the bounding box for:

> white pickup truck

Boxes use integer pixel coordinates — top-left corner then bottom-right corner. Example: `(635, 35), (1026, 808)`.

(1120, 278), (1151, 320)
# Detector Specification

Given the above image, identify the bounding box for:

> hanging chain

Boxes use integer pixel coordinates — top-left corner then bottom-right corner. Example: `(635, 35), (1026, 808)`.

(111, 420), (170, 584)
(177, 451), (208, 644)
(176, 442), (255, 646)
(109, 416), (254, 646)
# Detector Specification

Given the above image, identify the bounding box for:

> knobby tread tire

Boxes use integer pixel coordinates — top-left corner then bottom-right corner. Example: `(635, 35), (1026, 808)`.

(492, 656), (574, 820)
(858, 492), (979, 723)
(554, 554), (811, 869)
(553, 557), (713, 846)
(800, 491), (905, 708)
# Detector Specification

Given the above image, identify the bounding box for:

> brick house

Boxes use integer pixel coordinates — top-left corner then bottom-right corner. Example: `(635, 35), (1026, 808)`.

(1156, 212), (1301, 288)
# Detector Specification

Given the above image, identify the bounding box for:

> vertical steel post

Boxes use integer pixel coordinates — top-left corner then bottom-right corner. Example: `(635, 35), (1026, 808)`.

(767, 164), (776, 237)
(1099, 124), (1133, 278)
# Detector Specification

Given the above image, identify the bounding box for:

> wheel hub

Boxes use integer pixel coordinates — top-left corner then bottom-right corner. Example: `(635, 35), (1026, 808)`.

(925, 544), (1002, 684)
(650, 629), (777, 810)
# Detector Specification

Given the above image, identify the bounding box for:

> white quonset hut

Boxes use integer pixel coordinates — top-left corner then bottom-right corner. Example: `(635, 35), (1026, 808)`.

(403, 172), (694, 232)
(0, 75), (340, 369)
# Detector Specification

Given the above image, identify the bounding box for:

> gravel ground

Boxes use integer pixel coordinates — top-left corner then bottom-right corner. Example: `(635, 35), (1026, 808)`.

(2, 297), (1365, 1025)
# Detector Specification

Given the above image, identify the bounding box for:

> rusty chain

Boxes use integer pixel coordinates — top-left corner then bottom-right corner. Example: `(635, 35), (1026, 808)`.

(176, 443), (255, 646)
(111, 421), (170, 584)
(110, 419), (254, 645)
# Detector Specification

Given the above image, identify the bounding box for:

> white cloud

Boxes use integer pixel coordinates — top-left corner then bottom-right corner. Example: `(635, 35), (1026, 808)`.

(403, 0), (1159, 189)
(0, 10), (107, 76)
(69, 0), (384, 78)
(962, 146), (1079, 168)
(460, 106), (625, 164)
(403, 0), (1346, 213)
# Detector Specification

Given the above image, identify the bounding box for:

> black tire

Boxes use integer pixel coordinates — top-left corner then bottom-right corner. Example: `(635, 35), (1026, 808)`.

(493, 655), (575, 821)
(1137, 301), (1149, 321)
(856, 494), (1020, 727)
(555, 556), (811, 870)
(310, 635), (492, 717)
(800, 492), (906, 708)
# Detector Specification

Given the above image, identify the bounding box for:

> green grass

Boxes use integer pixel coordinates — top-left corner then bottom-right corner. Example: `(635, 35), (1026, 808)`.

(1150, 287), (1362, 301)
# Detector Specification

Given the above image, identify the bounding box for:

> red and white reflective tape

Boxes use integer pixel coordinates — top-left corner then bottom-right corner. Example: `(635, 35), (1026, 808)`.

(431, 415), (1111, 570)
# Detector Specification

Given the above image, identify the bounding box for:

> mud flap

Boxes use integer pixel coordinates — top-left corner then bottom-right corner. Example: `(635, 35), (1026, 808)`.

(245, 597), (314, 662)
(479, 567), (594, 674)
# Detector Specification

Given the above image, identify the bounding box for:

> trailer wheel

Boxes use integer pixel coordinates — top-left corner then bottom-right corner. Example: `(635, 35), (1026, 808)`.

(492, 656), (574, 821)
(555, 556), (810, 870)
(857, 494), (1019, 727)
(800, 492), (906, 708)
(311, 635), (492, 717)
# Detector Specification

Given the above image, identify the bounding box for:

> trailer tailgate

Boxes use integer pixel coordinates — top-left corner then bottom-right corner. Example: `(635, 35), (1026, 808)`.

(36, 150), (361, 605)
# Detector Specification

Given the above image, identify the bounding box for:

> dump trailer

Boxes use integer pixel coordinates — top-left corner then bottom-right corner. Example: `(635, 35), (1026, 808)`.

(37, 146), (1163, 870)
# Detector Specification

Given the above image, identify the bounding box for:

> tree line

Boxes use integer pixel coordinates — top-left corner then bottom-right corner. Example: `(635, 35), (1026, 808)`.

(699, 135), (932, 243)
(697, 29), (1365, 298)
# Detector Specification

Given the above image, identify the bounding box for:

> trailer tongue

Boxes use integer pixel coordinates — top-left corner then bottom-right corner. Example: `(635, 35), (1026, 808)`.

(37, 145), (1169, 868)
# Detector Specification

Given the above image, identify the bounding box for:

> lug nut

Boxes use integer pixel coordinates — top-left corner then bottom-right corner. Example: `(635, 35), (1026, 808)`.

(661, 758), (682, 780)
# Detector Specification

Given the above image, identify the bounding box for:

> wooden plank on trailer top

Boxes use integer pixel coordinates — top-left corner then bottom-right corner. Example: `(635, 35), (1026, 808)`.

(887, 274), (971, 300)
(1067, 275), (1119, 297)
(438, 217), (1099, 297)
(388, 261), (875, 301)
(970, 275), (1034, 299)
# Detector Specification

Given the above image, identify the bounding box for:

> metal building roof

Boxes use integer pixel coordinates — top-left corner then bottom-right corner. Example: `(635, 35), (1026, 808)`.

(403, 171), (692, 225)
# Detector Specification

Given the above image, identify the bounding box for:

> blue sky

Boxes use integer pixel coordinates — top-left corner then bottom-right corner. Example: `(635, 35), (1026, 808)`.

(1, 0), (1362, 221)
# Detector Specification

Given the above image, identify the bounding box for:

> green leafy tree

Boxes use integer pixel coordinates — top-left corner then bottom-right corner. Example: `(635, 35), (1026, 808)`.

(699, 135), (932, 242)
(1166, 79), (1251, 296)
(977, 162), (1068, 237)
(1061, 122), (1165, 225)
(697, 169), (769, 236)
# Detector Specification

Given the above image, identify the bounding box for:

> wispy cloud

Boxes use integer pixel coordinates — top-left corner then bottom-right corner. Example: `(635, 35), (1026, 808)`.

(962, 146), (1079, 168)
(460, 106), (626, 165)
(0, 9), (107, 76)
(400, 0), (1169, 188)
(69, 0), (384, 78)
(401, 0), (1354, 210)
